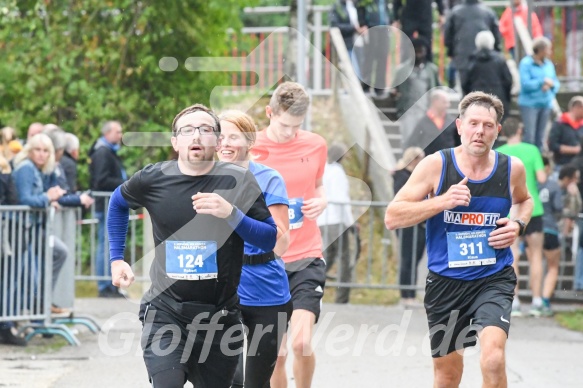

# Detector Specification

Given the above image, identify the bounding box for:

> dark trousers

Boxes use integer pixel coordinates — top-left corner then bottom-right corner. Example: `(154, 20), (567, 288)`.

(398, 225), (426, 299)
(361, 27), (390, 94)
(321, 224), (353, 303)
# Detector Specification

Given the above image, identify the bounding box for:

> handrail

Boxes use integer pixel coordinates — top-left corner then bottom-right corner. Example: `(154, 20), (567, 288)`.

(329, 27), (395, 200)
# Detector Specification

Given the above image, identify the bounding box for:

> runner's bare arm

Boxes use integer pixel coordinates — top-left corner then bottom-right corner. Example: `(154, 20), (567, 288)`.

(488, 156), (533, 249)
(385, 154), (471, 229)
(509, 156), (533, 224)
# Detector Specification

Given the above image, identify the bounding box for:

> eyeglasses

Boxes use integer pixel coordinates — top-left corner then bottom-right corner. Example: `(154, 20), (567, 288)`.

(175, 125), (217, 137)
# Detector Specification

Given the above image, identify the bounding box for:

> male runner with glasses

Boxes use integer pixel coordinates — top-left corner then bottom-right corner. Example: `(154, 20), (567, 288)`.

(107, 104), (277, 388)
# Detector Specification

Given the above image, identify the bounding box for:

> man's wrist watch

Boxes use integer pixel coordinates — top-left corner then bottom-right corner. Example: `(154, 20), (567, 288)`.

(514, 219), (527, 236)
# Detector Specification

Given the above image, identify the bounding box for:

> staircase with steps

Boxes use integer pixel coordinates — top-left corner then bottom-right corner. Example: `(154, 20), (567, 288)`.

(371, 92), (462, 162)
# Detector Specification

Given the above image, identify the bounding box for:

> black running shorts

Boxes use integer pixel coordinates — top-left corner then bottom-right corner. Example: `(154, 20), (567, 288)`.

(139, 300), (244, 387)
(285, 258), (326, 322)
(424, 266), (517, 358)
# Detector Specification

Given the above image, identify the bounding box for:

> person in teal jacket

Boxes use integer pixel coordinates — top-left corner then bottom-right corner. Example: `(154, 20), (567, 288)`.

(518, 36), (560, 151)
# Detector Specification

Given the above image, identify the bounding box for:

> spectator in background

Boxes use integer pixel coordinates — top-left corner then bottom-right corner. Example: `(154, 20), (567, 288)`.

(317, 142), (355, 304)
(89, 121), (127, 298)
(392, 0), (445, 62)
(569, 143), (583, 291)
(404, 89), (458, 155)
(518, 36), (560, 151)
(392, 147), (426, 308)
(557, 1), (583, 91)
(444, 0), (501, 90)
(329, 0), (366, 78)
(1, 127), (19, 163)
(358, 0), (391, 97)
(11, 134), (74, 315)
(62, 133), (80, 192)
(26, 122), (44, 141)
(463, 31), (513, 123)
(44, 128), (93, 209)
(496, 117), (546, 317)
(0, 153), (26, 346)
(548, 96), (583, 171)
(538, 157), (564, 317)
(499, 0), (543, 60)
(393, 37), (440, 141)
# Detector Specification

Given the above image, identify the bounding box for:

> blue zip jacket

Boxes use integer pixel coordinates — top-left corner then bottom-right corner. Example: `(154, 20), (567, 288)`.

(518, 55), (560, 109)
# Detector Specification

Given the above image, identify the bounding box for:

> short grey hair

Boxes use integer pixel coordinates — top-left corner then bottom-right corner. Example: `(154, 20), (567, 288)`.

(44, 128), (67, 151)
(430, 88), (450, 103)
(475, 30), (495, 51)
(64, 133), (80, 153)
(532, 36), (552, 54)
(101, 121), (121, 135)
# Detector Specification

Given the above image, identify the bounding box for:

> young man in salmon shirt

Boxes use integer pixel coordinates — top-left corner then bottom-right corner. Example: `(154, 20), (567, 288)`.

(252, 81), (328, 388)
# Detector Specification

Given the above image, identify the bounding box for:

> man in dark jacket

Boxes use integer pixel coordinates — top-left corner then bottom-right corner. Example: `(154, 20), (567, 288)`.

(548, 96), (583, 168)
(444, 0), (501, 88)
(61, 133), (80, 192)
(89, 121), (127, 297)
(463, 30), (512, 122)
(404, 89), (459, 155)
(330, 0), (366, 77)
(393, 0), (445, 62)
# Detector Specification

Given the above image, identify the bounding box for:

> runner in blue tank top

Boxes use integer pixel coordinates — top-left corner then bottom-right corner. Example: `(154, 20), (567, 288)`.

(217, 110), (293, 388)
(385, 92), (533, 387)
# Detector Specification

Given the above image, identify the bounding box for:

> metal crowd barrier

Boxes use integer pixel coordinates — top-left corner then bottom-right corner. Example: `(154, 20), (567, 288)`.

(321, 201), (583, 303)
(70, 194), (583, 303)
(0, 206), (83, 345)
(74, 191), (148, 286)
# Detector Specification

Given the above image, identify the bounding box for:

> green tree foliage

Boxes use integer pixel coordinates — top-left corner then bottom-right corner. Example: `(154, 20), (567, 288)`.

(0, 0), (255, 187)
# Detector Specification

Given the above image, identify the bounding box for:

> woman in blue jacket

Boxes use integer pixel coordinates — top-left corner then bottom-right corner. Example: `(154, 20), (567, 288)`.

(11, 133), (89, 314)
(518, 36), (560, 151)
(217, 111), (293, 388)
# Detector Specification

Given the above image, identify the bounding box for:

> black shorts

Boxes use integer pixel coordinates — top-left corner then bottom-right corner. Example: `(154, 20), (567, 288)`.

(285, 258), (326, 322)
(543, 233), (560, 250)
(139, 297), (244, 388)
(525, 216), (543, 235)
(424, 266), (517, 358)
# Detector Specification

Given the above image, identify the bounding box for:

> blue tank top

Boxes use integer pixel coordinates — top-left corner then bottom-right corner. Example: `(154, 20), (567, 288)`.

(238, 162), (291, 306)
(426, 149), (514, 280)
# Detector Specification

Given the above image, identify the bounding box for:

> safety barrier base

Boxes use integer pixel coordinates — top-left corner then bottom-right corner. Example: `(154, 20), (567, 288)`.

(18, 322), (81, 346)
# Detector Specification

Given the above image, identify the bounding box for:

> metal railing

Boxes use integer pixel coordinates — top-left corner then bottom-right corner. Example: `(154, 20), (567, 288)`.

(0, 206), (89, 345)
(234, 2), (583, 91)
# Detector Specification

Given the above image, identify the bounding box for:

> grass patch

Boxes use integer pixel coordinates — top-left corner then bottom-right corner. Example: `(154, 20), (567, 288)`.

(24, 335), (70, 354)
(75, 281), (98, 298)
(555, 310), (583, 332)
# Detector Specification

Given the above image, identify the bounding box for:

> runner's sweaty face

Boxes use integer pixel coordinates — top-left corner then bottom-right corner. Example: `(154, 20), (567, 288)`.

(456, 105), (501, 156)
(172, 111), (218, 165)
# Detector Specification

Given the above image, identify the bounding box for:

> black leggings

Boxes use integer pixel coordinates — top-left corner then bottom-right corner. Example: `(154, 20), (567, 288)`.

(232, 301), (293, 388)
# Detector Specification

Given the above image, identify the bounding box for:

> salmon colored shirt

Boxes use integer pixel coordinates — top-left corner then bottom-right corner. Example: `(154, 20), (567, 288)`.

(253, 129), (328, 263)
(499, 5), (543, 51)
